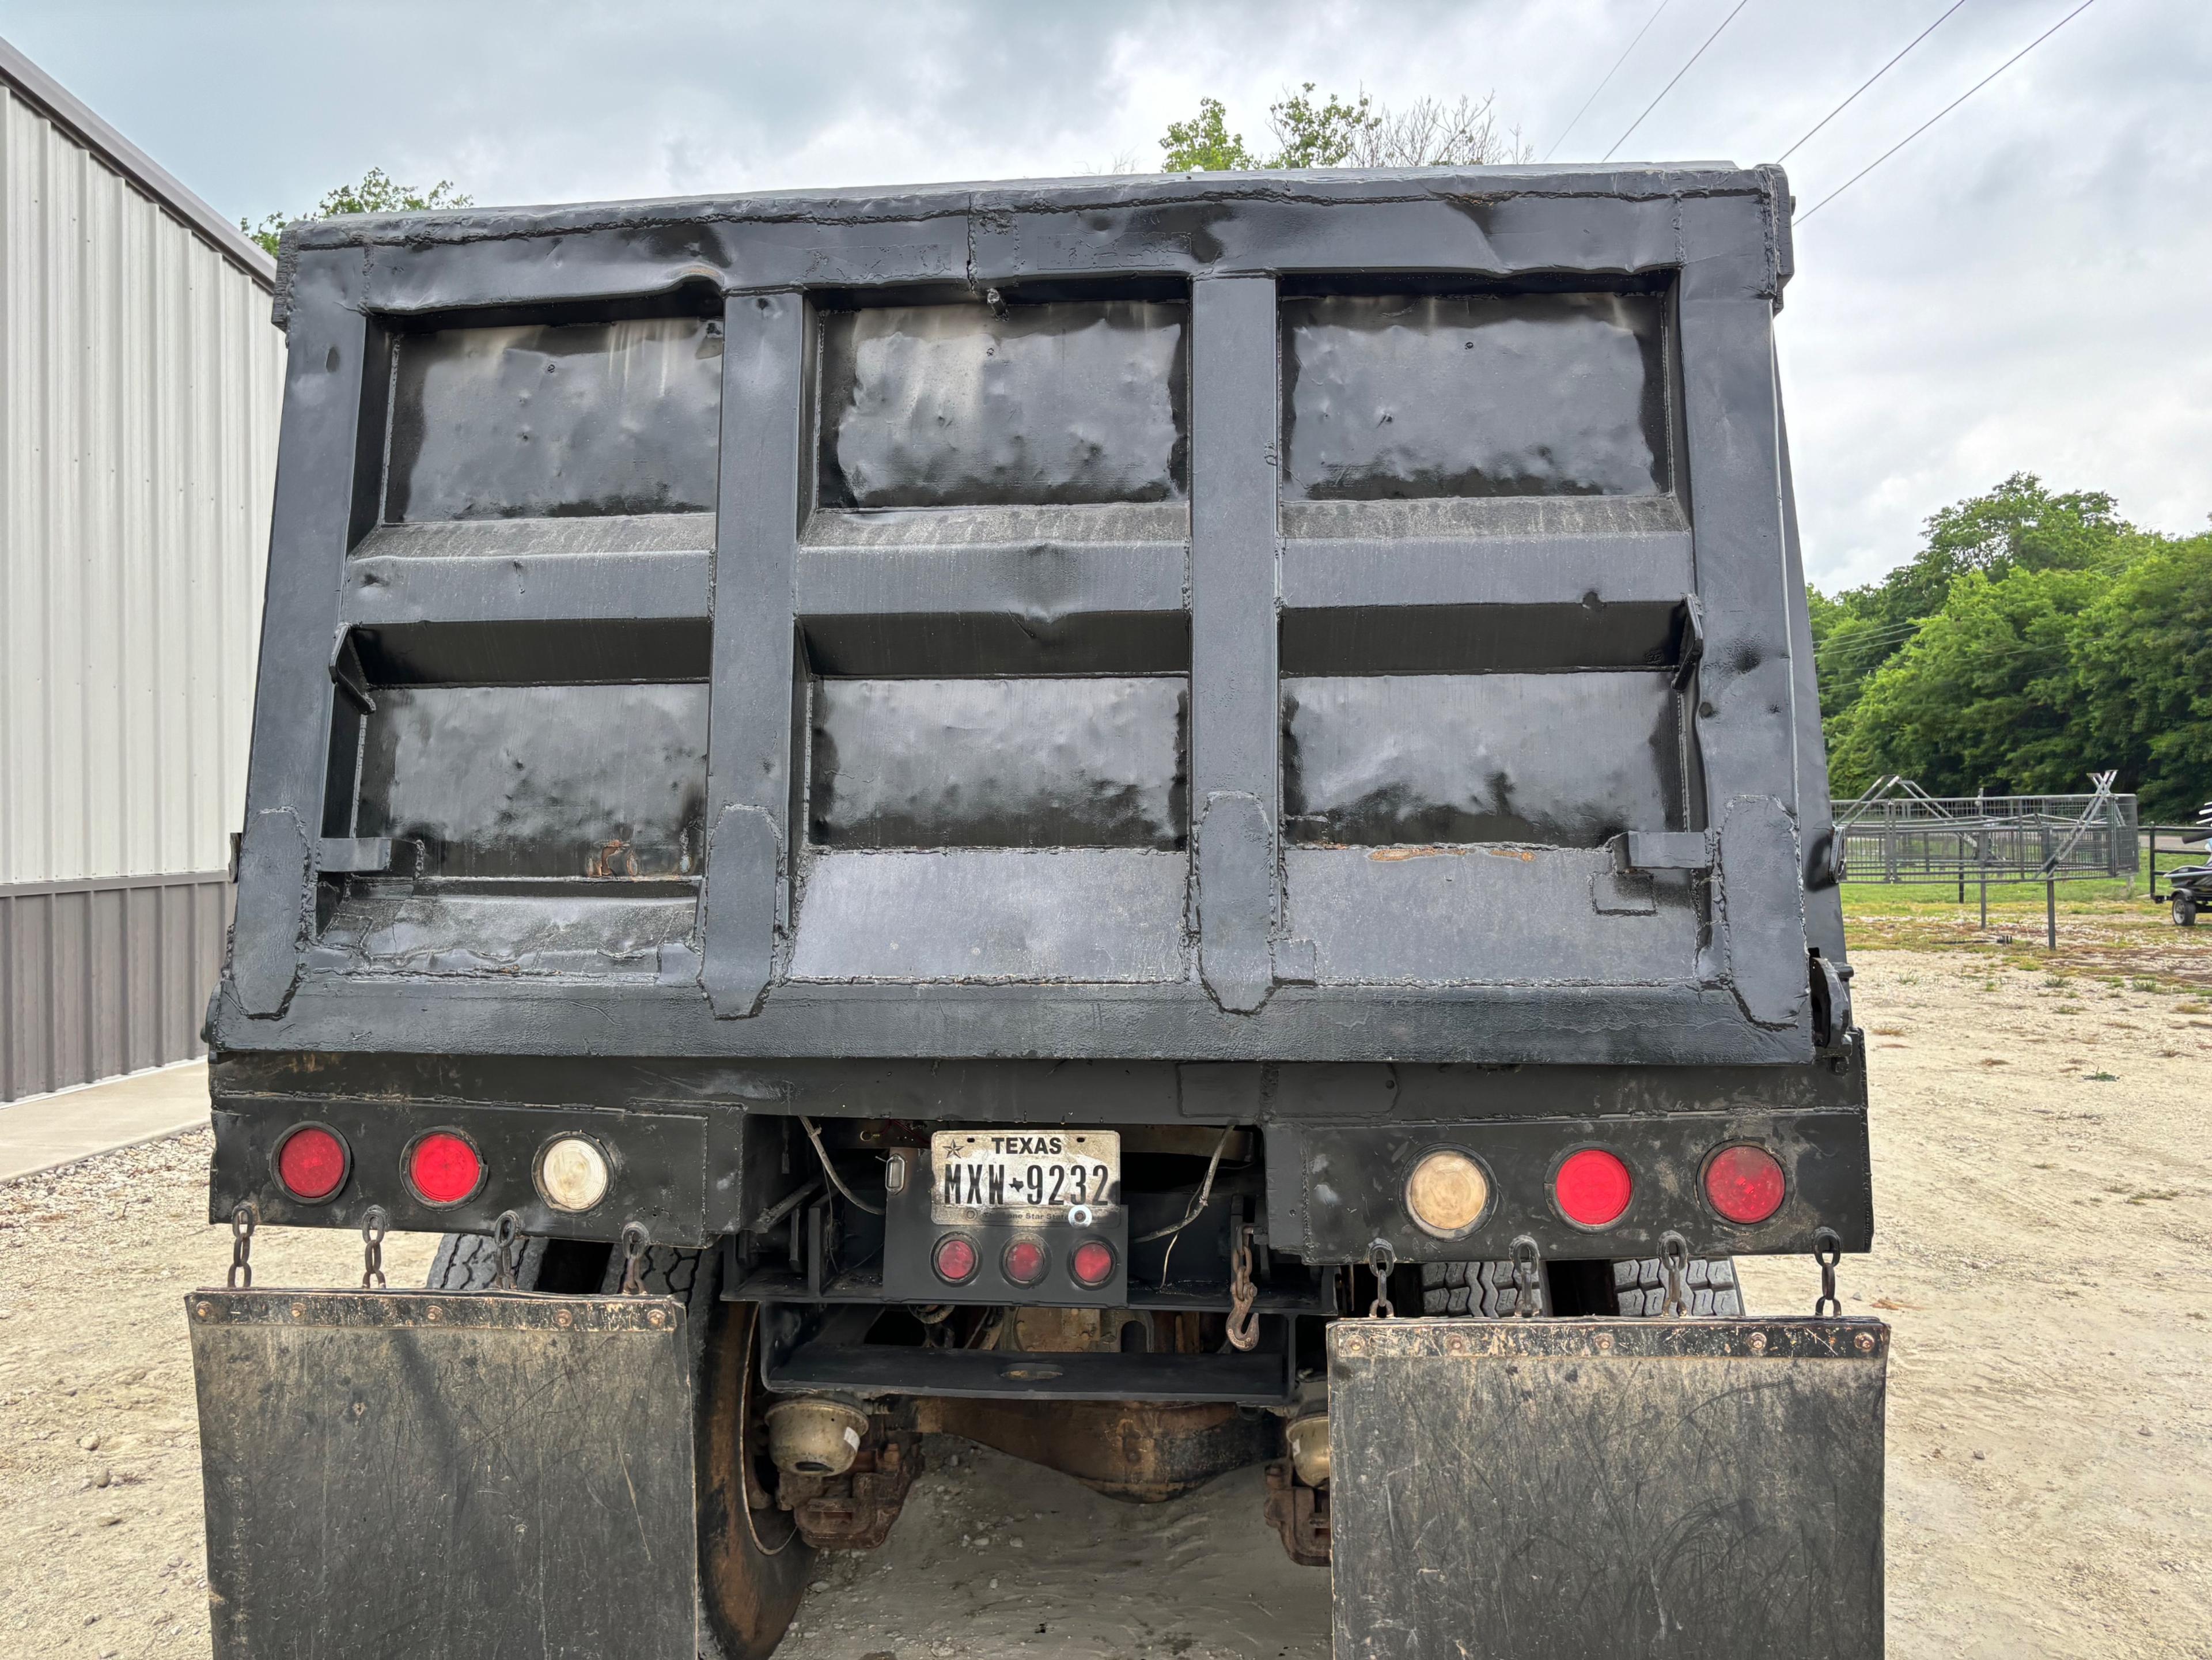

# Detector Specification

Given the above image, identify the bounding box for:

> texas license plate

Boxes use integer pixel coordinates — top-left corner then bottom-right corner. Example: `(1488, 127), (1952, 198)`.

(930, 1130), (1121, 1226)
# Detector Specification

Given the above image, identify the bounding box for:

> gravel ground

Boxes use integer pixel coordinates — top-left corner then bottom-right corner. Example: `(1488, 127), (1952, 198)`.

(2, 949), (2207, 1658)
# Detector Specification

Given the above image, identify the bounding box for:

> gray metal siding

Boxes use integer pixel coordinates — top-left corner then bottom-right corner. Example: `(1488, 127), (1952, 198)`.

(1, 872), (230, 1099)
(1, 77), (282, 889)
(1, 54), (282, 1098)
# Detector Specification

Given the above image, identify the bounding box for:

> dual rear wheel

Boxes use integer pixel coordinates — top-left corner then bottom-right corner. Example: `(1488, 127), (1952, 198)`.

(1419, 1254), (1742, 1318)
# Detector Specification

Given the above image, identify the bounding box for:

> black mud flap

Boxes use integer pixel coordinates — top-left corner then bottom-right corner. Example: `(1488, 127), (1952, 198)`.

(187, 1289), (699, 1660)
(1328, 1317), (1887, 1660)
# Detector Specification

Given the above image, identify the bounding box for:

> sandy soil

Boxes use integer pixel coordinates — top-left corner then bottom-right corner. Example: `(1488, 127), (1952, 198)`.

(2, 950), (2208, 1658)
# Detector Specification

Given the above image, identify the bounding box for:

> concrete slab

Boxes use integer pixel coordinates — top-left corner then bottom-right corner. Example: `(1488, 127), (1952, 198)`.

(0, 1060), (211, 1182)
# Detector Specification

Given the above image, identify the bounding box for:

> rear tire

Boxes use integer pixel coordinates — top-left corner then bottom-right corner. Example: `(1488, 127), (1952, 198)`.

(429, 1235), (812, 1659)
(1611, 1254), (1742, 1316)
(1419, 1255), (1743, 1317)
(2176, 893), (2198, 927)
(1419, 1258), (1540, 1316)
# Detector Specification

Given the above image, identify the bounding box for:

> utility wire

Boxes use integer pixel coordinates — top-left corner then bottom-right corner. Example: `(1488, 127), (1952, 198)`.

(1800, 0), (2099, 221)
(1778, 0), (1969, 162)
(1544, 0), (1676, 162)
(1602, 0), (1755, 162)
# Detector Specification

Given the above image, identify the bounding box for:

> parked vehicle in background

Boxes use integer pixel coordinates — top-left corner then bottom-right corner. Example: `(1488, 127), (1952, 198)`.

(2159, 801), (2212, 925)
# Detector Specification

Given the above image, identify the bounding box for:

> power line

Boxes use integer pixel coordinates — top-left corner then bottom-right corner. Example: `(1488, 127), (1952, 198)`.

(1601, 0), (1755, 162)
(1544, 0), (1676, 162)
(1799, 0), (2099, 222)
(1778, 0), (1970, 163)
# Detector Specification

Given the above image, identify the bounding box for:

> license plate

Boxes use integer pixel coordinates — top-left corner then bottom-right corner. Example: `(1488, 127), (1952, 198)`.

(930, 1130), (1121, 1226)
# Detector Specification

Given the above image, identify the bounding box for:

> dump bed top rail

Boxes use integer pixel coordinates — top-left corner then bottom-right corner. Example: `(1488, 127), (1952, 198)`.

(218, 165), (1841, 1069)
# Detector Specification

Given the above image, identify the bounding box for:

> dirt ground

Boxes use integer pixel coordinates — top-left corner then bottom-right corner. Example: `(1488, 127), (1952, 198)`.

(3, 947), (2209, 1658)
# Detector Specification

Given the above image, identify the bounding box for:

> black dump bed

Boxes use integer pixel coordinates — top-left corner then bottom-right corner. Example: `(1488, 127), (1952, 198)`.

(210, 167), (1865, 1263)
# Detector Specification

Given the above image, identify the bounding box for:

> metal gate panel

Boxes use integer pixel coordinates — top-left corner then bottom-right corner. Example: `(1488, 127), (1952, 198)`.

(188, 1289), (698, 1660)
(1328, 1317), (1887, 1660)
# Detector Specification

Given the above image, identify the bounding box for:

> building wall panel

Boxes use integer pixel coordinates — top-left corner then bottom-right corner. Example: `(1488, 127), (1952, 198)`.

(1, 83), (283, 890)
(1, 66), (281, 1098)
(0, 874), (231, 1099)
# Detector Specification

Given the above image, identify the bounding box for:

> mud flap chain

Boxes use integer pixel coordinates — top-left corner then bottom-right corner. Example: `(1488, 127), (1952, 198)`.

(1511, 1235), (1542, 1318)
(1812, 1226), (1843, 1317)
(1659, 1231), (1692, 1318)
(1365, 1240), (1396, 1318)
(360, 1206), (389, 1290)
(492, 1211), (527, 1291)
(228, 1204), (257, 1290)
(620, 1223), (651, 1296)
(1225, 1224), (1260, 1351)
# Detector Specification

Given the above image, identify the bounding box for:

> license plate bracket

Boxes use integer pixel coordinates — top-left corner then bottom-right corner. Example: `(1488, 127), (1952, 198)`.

(880, 1129), (1129, 1306)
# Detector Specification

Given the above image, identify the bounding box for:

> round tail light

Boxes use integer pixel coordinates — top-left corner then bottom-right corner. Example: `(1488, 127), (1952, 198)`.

(1069, 1239), (1116, 1288)
(536, 1135), (612, 1213)
(1554, 1147), (1633, 1228)
(1404, 1149), (1489, 1238)
(406, 1130), (485, 1207)
(275, 1125), (349, 1203)
(1704, 1144), (1786, 1224)
(932, 1234), (979, 1285)
(1002, 1239), (1048, 1287)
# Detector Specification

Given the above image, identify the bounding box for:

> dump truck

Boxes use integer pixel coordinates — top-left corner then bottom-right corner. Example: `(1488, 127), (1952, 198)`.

(191, 164), (1884, 1659)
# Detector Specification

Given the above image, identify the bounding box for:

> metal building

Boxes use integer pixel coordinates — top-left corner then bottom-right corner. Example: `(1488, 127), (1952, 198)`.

(1, 36), (283, 1101)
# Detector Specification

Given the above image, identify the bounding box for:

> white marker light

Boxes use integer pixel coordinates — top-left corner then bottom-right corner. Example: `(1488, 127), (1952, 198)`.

(537, 1136), (612, 1213)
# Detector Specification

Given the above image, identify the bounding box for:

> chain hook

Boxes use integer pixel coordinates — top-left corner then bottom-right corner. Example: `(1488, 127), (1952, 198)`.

(1658, 1231), (1692, 1318)
(360, 1205), (389, 1290)
(1510, 1235), (1543, 1318)
(1812, 1227), (1843, 1318)
(227, 1203), (258, 1290)
(1365, 1239), (1397, 1319)
(620, 1223), (651, 1296)
(1224, 1224), (1260, 1352)
(492, 1210), (526, 1291)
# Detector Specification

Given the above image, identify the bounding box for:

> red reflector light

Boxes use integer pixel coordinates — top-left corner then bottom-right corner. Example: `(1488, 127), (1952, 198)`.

(275, 1125), (347, 1203)
(1704, 1144), (1787, 1224)
(1554, 1148), (1633, 1228)
(1069, 1239), (1116, 1288)
(1002, 1239), (1048, 1287)
(933, 1234), (979, 1285)
(407, 1131), (484, 1207)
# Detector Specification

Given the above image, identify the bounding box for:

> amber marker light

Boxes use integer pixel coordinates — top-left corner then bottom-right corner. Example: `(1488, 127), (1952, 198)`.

(1404, 1149), (1490, 1238)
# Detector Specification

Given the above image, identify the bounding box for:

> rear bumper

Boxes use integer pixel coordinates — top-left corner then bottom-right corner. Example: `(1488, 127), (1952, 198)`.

(207, 1045), (1872, 1268)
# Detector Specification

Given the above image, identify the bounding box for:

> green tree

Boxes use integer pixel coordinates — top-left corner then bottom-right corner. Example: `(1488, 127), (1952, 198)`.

(1813, 474), (2131, 725)
(1821, 500), (2212, 819)
(2070, 534), (2212, 819)
(1267, 85), (1381, 167)
(1826, 566), (2103, 799)
(1160, 86), (1528, 172)
(242, 168), (473, 258)
(1160, 99), (1262, 171)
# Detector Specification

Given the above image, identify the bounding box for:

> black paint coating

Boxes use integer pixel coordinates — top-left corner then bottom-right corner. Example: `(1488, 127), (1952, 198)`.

(387, 316), (723, 521)
(817, 300), (1188, 509)
(809, 676), (1187, 849)
(1282, 673), (1681, 846)
(354, 684), (707, 878)
(1281, 293), (1668, 500)
(225, 167), (1839, 1076)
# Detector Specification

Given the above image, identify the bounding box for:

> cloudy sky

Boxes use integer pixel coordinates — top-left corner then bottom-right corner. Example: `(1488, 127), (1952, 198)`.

(10, 0), (2206, 589)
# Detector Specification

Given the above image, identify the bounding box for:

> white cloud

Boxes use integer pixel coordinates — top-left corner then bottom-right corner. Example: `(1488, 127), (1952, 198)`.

(10, 0), (2206, 584)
